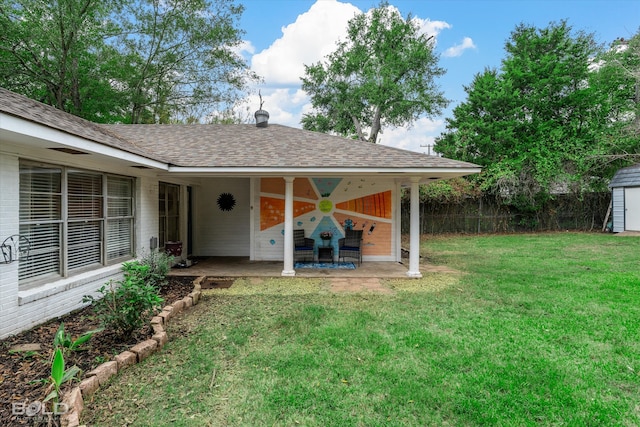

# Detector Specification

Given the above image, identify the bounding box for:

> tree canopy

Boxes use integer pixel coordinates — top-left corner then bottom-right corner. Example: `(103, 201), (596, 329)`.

(0, 0), (258, 123)
(300, 1), (448, 143)
(435, 21), (640, 210)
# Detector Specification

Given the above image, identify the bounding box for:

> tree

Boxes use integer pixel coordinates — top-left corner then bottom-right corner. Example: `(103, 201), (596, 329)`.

(0, 0), (258, 123)
(111, 0), (258, 123)
(300, 2), (448, 143)
(0, 0), (120, 119)
(435, 21), (620, 210)
(585, 30), (640, 178)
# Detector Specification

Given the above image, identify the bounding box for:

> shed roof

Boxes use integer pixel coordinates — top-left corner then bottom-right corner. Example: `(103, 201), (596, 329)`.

(609, 164), (640, 188)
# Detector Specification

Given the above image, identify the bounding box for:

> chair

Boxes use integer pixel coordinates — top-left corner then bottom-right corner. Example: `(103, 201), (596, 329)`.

(338, 229), (363, 266)
(293, 229), (314, 263)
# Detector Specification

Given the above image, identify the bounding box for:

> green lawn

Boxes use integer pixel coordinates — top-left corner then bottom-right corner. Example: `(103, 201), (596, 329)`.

(82, 232), (640, 426)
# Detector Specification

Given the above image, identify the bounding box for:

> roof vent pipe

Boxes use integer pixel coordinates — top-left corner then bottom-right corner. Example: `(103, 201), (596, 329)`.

(254, 91), (269, 127)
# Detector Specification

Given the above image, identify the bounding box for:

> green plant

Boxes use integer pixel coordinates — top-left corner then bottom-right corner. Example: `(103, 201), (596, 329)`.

(124, 250), (173, 288)
(44, 348), (81, 404)
(83, 274), (164, 338)
(53, 322), (103, 355)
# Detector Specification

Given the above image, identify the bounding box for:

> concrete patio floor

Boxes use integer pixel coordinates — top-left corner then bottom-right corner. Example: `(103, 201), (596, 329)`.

(168, 256), (430, 279)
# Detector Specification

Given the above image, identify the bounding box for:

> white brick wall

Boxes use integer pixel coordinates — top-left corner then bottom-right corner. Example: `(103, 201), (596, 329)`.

(0, 155), (144, 338)
(0, 267), (124, 339)
(136, 176), (160, 254)
(0, 152), (21, 338)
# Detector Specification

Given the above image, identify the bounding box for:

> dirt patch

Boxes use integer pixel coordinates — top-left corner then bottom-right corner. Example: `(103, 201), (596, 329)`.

(200, 277), (234, 289)
(0, 276), (197, 425)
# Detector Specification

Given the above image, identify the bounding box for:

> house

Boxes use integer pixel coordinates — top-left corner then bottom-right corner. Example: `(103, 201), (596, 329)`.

(0, 87), (480, 338)
(609, 163), (640, 233)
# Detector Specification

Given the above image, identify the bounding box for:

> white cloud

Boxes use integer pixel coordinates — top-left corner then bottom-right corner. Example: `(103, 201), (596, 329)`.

(250, 0), (360, 86)
(234, 40), (256, 56)
(442, 37), (476, 58)
(379, 117), (445, 153)
(246, 1), (454, 152)
(411, 17), (452, 39)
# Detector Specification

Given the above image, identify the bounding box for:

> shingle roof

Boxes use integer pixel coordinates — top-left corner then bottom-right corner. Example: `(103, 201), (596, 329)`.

(103, 123), (479, 169)
(0, 87), (158, 161)
(0, 87), (479, 171)
(609, 164), (640, 188)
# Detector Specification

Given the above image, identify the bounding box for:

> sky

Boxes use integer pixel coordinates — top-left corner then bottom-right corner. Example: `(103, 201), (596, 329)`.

(236, 0), (639, 153)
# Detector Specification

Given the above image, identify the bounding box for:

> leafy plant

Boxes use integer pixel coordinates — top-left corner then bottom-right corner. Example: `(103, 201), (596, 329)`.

(53, 322), (103, 355)
(83, 274), (164, 338)
(43, 348), (81, 404)
(124, 250), (174, 289)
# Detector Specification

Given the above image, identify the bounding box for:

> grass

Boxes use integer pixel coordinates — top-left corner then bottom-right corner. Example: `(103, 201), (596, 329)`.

(81, 232), (640, 426)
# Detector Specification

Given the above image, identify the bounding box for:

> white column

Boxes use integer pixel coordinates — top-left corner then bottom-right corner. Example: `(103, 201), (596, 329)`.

(407, 177), (423, 278)
(281, 176), (296, 276)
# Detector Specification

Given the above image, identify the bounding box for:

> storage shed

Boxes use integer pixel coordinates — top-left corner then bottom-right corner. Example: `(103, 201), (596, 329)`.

(609, 164), (640, 232)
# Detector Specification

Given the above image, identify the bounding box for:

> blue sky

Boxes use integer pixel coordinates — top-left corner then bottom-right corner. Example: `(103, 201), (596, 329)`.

(236, 0), (639, 153)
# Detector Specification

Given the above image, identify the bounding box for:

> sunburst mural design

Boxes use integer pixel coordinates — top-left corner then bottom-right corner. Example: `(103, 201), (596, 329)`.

(259, 177), (393, 256)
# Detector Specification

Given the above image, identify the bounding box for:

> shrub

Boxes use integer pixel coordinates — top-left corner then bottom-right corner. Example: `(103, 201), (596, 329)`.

(124, 250), (174, 288)
(83, 274), (164, 338)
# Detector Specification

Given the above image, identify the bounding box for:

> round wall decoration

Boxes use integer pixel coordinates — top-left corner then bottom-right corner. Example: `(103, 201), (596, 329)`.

(217, 192), (236, 211)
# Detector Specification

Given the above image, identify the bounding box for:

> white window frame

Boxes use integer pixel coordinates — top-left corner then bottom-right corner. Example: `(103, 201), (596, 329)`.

(18, 160), (135, 287)
(159, 181), (180, 249)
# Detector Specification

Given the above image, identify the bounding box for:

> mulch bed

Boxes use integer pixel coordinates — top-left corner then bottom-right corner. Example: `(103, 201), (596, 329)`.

(0, 276), (199, 425)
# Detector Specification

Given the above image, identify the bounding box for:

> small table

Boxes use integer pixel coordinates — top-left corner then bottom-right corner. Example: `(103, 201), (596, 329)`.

(317, 246), (334, 263)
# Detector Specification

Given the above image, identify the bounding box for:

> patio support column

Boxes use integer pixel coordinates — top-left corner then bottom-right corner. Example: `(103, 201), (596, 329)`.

(407, 177), (423, 278)
(282, 176), (296, 276)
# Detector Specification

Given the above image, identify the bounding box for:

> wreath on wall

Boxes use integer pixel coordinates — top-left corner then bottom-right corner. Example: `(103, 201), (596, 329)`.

(217, 192), (236, 211)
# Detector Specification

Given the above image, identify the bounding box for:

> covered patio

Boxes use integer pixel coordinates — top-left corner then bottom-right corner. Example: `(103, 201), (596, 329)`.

(167, 256), (435, 279)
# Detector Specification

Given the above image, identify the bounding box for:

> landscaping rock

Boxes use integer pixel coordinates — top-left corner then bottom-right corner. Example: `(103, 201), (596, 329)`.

(150, 315), (164, 326)
(86, 361), (118, 386)
(171, 299), (185, 314)
(114, 350), (137, 371)
(61, 410), (80, 427)
(189, 290), (201, 305)
(159, 306), (174, 323)
(182, 295), (193, 308)
(61, 386), (83, 423)
(152, 322), (164, 335)
(78, 376), (100, 398)
(130, 339), (158, 362)
(193, 276), (204, 288)
(8, 343), (41, 352)
(152, 332), (168, 348)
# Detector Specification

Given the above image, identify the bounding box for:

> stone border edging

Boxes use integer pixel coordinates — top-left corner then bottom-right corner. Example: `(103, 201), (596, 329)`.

(60, 276), (205, 427)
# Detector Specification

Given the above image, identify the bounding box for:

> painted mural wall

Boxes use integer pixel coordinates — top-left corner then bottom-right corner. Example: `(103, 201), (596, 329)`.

(257, 177), (395, 261)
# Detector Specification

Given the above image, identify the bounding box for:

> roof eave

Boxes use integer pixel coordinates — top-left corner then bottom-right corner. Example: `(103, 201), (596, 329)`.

(0, 112), (169, 170)
(164, 165), (481, 179)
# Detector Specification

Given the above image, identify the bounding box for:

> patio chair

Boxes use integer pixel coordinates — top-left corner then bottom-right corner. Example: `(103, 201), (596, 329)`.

(294, 229), (314, 263)
(338, 229), (363, 266)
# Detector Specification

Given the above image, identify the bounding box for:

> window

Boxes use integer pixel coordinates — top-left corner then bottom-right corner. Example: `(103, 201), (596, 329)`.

(159, 182), (180, 248)
(107, 176), (134, 261)
(18, 161), (135, 286)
